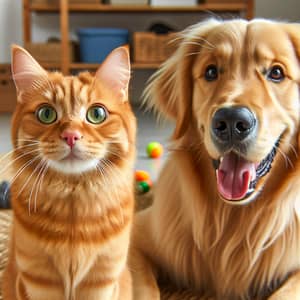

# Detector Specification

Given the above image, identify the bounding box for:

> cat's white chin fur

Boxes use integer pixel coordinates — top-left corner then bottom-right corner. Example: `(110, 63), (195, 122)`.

(48, 158), (99, 175)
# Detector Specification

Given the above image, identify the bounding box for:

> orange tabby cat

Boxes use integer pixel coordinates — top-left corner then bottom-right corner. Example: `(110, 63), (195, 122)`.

(2, 45), (136, 300)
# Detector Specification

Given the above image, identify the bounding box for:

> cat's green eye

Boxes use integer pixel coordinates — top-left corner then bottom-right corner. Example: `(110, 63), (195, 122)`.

(86, 106), (107, 124)
(36, 105), (57, 124)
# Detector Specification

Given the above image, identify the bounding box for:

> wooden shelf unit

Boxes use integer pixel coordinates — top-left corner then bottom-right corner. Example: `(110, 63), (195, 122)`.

(23, 0), (254, 75)
(29, 3), (250, 13)
(71, 62), (160, 70)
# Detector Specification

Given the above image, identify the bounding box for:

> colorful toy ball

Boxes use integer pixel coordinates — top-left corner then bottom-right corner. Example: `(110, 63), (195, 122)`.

(146, 142), (163, 159)
(135, 169), (152, 194)
(135, 170), (150, 182)
(136, 181), (151, 194)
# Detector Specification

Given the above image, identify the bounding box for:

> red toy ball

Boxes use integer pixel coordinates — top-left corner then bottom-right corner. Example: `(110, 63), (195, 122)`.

(135, 170), (150, 182)
(135, 170), (152, 194)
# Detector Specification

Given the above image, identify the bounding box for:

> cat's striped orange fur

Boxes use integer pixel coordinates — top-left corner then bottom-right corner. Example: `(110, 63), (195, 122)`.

(2, 45), (135, 300)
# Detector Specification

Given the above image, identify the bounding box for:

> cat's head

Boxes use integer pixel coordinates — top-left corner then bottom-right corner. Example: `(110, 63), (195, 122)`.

(11, 45), (136, 176)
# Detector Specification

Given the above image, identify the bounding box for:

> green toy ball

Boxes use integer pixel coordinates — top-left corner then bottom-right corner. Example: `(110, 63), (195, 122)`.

(136, 181), (151, 194)
(146, 142), (163, 158)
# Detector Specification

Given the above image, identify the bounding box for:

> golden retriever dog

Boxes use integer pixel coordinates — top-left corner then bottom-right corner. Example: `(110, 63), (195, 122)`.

(130, 19), (300, 300)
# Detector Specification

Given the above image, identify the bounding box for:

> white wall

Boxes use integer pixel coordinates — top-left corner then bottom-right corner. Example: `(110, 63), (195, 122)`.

(0, 0), (22, 62)
(255, 0), (300, 22)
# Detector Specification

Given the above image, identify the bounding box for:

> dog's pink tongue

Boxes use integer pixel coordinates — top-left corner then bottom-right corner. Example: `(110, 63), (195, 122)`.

(216, 152), (256, 200)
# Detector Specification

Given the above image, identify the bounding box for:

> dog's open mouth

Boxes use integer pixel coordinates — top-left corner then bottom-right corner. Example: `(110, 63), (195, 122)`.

(213, 139), (279, 202)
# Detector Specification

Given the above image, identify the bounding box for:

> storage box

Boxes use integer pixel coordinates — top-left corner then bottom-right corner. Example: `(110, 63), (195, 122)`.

(25, 42), (76, 63)
(150, 0), (197, 6)
(77, 28), (129, 63)
(133, 32), (177, 63)
(0, 65), (17, 113)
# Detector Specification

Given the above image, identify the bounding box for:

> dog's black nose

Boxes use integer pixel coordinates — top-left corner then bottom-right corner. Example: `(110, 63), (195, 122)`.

(211, 106), (257, 143)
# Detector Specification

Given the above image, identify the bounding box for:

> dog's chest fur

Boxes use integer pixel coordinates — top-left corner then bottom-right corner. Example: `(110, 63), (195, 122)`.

(155, 152), (300, 300)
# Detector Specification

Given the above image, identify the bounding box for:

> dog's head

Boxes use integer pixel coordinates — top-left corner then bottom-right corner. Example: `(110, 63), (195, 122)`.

(146, 19), (300, 205)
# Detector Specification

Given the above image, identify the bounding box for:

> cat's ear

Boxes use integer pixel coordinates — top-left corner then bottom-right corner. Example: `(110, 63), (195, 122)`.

(11, 45), (48, 95)
(95, 47), (131, 101)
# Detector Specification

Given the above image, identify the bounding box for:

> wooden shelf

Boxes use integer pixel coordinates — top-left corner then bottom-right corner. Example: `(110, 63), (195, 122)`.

(29, 3), (248, 13)
(0, 75), (11, 80)
(23, 0), (254, 76)
(39, 62), (61, 69)
(0, 64), (11, 79)
(71, 62), (161, 70)
(40, 62), (161, 70)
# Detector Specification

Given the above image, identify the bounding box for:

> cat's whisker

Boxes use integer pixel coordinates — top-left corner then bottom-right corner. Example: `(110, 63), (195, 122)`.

(99, 158), (131, 219)
(34, 161), (49, 213)
(38, 161), (49, 194)
(0, 148), (41, 177)
(17, 157), (45, 198)
(107, 140), (135, 147)
(97, 159), (121, 204)
(102, 158), (130, 183)
(11, 156), (40, 184)
(103, 161), (130, 225)
(106, 149), (129, 163)
(16, 138), (40, 143)
(96, 165), (110, 191)
(7, 155), (42, 199)
(27, 159), (45, 214)
(96, 164), (116, 207)
(99, 159), (121, 193)
(0, 143), (39, 166)
(30, 159), (47, 213)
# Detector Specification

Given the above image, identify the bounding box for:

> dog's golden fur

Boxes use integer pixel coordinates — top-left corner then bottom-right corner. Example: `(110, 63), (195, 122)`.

(130, 19), (300, 300)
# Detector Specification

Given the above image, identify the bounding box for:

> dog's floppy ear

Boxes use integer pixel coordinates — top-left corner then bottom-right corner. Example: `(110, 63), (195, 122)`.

(284, 23), (300, 77)
(144, 19), (220, 139)
(282, 23), (300, 150)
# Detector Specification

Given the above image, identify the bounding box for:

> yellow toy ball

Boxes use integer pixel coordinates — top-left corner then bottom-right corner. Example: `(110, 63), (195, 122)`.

(146, 142), (163, 159)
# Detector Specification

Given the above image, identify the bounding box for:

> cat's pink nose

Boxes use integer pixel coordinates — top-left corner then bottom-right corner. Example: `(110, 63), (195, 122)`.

(61, 130), (82, 148)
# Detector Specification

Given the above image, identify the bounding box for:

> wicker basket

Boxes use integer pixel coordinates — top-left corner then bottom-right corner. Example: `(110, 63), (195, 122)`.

(0, 80), (16, 113)
(0, 65), (16, 113)
(25, 42), (76, 63)
(133, 32), (177, 63)
(31, 0), (100, 4)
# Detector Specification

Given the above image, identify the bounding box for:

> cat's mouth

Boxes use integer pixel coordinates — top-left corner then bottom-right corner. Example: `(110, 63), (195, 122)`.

(49, 151), (99, 174)
(61, 152), (82, 161)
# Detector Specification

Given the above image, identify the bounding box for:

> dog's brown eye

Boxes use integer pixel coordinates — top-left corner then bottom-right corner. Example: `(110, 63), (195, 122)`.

(205, 65), (218, 81)
(268, 65), (285, 82)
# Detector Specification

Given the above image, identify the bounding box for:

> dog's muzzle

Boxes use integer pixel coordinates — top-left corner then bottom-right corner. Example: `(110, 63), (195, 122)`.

(210, 106), (261, 202)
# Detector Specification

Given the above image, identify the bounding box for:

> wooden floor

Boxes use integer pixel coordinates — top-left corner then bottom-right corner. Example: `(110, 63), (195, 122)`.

(0, 154), (12, 182)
